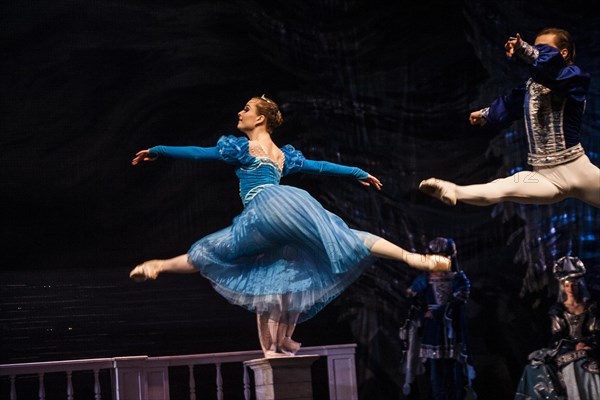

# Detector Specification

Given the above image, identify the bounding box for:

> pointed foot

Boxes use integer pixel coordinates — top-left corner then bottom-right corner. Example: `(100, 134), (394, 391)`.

(427, 255), (452, 272)
(279, 337), (301, 356)
(406, 254), (452, 272)
(264, 350), (293, 358)
(419, 178), (457, 206)
(129, 260), (163, 282)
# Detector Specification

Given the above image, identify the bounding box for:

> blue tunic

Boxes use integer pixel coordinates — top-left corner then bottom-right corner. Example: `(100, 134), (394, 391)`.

(409, 271), (470, 359)
(149, 135), (377, 323)
(481, 43), (590, 167)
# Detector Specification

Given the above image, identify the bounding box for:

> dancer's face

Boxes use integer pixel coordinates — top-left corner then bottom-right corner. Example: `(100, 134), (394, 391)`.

(237, 100), (263, 132)
(535, 33), (568, 61)
(535, 33), (558, 48)
(564, 280), (580, 297)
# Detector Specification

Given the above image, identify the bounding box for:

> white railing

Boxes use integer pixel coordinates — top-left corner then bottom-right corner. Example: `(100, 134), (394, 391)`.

(0, 357), (113, 400)
(0, 343), (358, 400)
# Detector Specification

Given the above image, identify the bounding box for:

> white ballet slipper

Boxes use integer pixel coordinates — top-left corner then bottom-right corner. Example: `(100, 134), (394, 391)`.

(419, 178), (457, 206)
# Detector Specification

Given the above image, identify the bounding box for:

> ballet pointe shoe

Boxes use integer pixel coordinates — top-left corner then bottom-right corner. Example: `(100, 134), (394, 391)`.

(257, 314), (289, 357)
(406, 254), (451, 272)
(419, 178), (457, 206)
(258, 317), (290, 358)
(279, 337), (302, 356)
(129, 260), (163, 282)
(263, 350), (290, 358)
(426, 254), (451, 272)
(275, 323), (296, 356)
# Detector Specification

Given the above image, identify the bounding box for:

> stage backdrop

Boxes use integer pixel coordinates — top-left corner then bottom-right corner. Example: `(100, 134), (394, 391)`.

(1, 1), (599, 399)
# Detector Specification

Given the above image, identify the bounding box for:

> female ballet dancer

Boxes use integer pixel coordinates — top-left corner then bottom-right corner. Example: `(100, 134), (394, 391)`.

(130, 95), (450, 357)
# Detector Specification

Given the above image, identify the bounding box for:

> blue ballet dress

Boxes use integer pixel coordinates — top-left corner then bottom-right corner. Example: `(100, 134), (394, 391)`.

(148, 135), (377, 323)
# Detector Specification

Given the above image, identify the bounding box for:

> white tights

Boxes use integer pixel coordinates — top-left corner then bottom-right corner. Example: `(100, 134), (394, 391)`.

(456, 155), (600, 207)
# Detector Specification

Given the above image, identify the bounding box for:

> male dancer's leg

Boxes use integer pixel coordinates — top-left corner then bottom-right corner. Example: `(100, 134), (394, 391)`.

(455, 171), (563, 206)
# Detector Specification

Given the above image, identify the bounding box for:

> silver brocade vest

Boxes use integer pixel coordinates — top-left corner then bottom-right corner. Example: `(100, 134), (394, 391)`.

(428, 273), (455, 305)
(516, 41), (585, 167)
(524, 78), (585, 167)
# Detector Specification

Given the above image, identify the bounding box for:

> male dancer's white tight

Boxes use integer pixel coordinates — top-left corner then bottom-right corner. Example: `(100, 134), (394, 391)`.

(455, 155), (600, 207)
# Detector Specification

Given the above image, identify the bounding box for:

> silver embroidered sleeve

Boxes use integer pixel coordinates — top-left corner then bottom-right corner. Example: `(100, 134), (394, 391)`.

(515, 40), (538, 64)
(479, 107), (490, 125)
(550, 315), (564, 334)
(453, 291), (469, 302)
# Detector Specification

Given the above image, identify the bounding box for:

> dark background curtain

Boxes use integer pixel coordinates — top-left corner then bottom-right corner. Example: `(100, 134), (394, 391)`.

(1, 1), (599, 399)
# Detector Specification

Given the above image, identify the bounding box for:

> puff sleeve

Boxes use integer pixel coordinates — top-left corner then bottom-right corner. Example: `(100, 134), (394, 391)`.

(215, 135), (254, 166)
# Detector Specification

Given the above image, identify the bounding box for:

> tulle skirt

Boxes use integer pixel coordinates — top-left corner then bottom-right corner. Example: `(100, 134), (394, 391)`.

(188, 184), (377, 323)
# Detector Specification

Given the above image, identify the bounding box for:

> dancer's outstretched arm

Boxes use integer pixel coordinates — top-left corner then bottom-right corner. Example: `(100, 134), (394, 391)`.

(132, 146), (221, 165)
(298, 159), (382, 190)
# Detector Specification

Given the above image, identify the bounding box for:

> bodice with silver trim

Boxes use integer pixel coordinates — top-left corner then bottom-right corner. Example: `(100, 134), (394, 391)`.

(237, 157), (282, 206)
(551, 306), (598, 341)
(428, 273), (455, 306)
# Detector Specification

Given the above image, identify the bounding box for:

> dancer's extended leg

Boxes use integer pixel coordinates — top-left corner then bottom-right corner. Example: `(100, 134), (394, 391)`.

(420, 171), (563, 207)
(561, 155), (600, 208)
(370, 238), (450, 271)
(456, 171), (564, 206)
(129, 254), (197, 281)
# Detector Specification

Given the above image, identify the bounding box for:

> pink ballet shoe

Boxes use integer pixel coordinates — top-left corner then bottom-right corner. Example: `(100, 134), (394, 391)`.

(419, 178), (457, 206)
(129, 260), (163, 282)
(279, 337), (301, 356)
(405, 254), (451, 272)
(426, 255), (451, 272)
(263, 350), (292, 358)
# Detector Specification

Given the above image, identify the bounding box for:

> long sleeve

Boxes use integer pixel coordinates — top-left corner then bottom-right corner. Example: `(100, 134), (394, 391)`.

(516, 42), (590, 101)
(548, 304), (568, 348)
(408, 273), (428, 296)
(452, 271), (471, 303)
(148, 145), (221, 161)
(586, 303), (600, 359)
(297, 159), (368, 180)
(482, 43), (590, 132)
(481, 85), (526, 129)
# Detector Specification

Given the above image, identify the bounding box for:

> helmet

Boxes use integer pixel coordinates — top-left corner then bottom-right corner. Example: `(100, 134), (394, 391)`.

(427, 237), (457, 257)
(427, 237), (459, 271)
(553, 256), (586, 282)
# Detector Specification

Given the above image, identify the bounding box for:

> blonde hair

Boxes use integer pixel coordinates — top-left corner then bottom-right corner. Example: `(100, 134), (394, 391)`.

(253, 94), (283, 133)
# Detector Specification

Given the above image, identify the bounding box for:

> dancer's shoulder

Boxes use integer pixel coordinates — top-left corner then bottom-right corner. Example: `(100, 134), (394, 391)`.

(216, 135), (252, 165)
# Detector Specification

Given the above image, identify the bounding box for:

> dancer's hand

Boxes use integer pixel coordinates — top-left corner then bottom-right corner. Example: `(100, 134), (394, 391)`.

(360, 174), (382, 190)
(132, 149), (157, 166)
(504, 33), (522, 58)
(469, 110), (485, 126)
(576, 342), (591, 351)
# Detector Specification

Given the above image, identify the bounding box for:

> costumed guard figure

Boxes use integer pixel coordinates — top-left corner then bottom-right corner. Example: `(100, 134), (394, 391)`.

(515, 256), (600, 399)
(401, 237), (476, 399)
